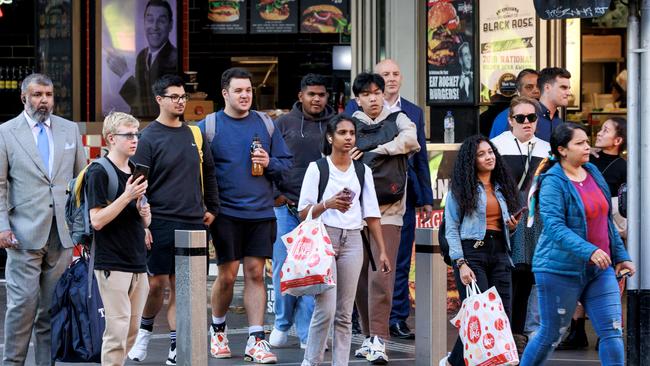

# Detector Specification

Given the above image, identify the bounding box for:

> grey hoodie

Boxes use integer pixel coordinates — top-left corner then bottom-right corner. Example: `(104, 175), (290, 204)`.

(275, 102), (337, 203)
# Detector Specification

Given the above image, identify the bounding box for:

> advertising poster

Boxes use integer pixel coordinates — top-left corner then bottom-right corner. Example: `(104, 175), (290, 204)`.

(251, 0), (298, 34)
(426, 0), (475, 105)
(102, 0), (179, 118)
(205, 0), (247, 34)
(300, 0), (351, 34)
(479, 0), (537, 103)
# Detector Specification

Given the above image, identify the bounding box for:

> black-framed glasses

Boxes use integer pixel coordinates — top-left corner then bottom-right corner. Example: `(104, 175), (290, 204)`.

(113, 133), (141, 140)
(512, 114), (538, 124)
(161, 94), (190, 103)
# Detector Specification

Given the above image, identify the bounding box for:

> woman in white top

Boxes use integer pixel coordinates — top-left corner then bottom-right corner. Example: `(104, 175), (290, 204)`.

(298, 114), (391, 366)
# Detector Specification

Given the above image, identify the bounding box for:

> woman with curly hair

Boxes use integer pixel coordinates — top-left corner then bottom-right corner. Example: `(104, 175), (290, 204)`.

(441, 135), (521, 366)
(520, 123), (634, 365)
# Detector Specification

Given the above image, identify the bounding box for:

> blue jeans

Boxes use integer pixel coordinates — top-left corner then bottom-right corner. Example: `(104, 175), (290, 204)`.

(390, 201), (415, 325)
(521, 267), (624, 366)
(272, 205), (315, 344)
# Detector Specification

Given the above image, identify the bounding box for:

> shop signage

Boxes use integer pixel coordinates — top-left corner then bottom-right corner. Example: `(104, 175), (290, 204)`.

(206, 0), (247, 34)
(479, 0), (537, 104)
(426, 0), (475, 105)
(251, 0), (298, 34)
(299, 0), (351, 33)
(533, 0), (611, 19)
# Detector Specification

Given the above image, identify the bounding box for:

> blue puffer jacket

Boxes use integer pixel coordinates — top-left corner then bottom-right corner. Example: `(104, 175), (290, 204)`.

(533, 162), (630, 276)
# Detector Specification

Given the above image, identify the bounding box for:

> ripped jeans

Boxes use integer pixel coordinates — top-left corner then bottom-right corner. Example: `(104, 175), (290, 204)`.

(521, 266), (623, 366)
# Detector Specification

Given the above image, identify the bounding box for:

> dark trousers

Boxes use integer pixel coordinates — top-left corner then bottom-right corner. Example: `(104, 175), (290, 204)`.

(511, 266), (535, 335)
(448, 231), (512, 366)
(389, 200), (416, 325)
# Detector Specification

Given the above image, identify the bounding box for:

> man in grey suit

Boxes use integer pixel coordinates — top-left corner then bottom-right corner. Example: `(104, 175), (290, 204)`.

(0, 74), (86, 366)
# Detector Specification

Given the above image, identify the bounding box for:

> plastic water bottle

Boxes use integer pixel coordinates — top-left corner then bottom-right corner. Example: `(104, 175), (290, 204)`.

(444, 111), (455, 143)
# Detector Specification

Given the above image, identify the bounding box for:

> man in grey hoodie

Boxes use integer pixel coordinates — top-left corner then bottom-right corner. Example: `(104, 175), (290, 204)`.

(269, 74), (336, 349)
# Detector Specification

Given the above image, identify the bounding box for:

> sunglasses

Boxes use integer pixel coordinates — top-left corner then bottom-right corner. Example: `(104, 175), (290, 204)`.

(511, 114), (538, 124)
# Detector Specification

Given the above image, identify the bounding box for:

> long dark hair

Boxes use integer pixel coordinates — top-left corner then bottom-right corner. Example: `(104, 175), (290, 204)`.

(450, 135), (519, 214)
(321, 114), (355, 156)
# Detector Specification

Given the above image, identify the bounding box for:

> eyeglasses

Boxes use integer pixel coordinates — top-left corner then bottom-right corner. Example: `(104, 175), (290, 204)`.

(511, 114), (538, 124)
(161, 94), (190, 103)
(113, 133), (141, 140)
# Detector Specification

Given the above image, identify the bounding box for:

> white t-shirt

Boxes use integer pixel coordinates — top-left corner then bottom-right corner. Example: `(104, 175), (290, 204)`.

(298, 157), (381, 230)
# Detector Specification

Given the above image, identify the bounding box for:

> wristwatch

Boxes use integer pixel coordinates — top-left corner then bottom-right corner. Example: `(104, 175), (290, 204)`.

(455, 258), (468, 268)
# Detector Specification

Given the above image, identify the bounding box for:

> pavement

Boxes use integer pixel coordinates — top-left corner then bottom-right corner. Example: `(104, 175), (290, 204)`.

(0, 274), (603, 365)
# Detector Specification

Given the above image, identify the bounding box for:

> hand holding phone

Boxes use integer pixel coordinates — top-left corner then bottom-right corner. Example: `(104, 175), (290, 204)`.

(616, 268), (632, 279)
(342, 187), (356, 202)
(513, 206), (527, 219)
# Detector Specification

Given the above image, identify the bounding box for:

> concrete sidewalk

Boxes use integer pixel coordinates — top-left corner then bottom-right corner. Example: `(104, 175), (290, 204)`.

(0, 277), (602, 365)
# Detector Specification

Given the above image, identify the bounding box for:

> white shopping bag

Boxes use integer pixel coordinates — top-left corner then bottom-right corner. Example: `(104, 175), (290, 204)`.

(450, 281), (519, 366)
(280, 207), (335, 296)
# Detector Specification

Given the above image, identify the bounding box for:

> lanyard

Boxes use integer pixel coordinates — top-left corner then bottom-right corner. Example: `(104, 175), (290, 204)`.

(514, 138), (535, 190)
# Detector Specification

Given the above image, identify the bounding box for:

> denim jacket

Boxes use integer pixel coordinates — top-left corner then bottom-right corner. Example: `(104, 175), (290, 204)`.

(533, 162), (630, 276)
(444, 183), (514, 262)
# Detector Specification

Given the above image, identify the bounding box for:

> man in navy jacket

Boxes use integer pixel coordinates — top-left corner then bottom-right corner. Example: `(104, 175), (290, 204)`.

(345, 59), (433, 339)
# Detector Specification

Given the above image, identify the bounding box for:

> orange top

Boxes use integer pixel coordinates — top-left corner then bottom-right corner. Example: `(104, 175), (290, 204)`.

(484, 183), (502, 231)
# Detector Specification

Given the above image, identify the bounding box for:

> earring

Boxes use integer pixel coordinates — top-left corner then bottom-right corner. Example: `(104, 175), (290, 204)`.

(328, 139), (332, 143)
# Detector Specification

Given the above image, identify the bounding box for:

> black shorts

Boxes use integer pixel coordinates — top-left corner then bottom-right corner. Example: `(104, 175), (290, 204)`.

(147, 218), (206, 275)
(210, 214), (276, 265)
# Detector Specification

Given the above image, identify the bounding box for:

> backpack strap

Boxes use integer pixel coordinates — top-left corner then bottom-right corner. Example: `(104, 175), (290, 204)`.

(316, 158), (329, 203)
(188, 126), (204, 195)
(254, 110), (275, 138)
(385, 111), (402, 123)
(93, 157), (118, 202)
(205, 112), (217, 144)
(353, 160), (365, 202)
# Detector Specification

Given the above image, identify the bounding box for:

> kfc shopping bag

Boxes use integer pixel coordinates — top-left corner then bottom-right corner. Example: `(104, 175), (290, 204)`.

(450, 281), (519, 366)
(280, 207), (335, 296)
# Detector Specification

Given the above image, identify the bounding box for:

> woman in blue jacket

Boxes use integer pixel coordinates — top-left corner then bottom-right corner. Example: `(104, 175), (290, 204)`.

(442, 135), (521, 366)
(520, 123), (635, 365)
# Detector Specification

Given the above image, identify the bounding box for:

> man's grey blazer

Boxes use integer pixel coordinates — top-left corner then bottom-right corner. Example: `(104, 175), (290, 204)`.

(0, 113), (86, 249)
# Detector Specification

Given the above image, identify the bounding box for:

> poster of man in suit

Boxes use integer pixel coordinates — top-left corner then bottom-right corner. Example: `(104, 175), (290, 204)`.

(102, 0), (178, 118)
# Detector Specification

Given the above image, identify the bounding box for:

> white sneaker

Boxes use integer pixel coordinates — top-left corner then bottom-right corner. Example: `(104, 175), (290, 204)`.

(209, 325), (232, 359)
(269, 328), (288, 347)
(166, 344), (176, 365)
(244, 335), (278, 364)
(354, 337), (372, 358)
(366, 336), (388, 365)
(128, 329), (152, 361)
(439, 353), (451, 366)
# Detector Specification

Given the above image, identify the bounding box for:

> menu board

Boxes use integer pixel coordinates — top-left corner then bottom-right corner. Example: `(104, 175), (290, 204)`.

(426, 0), (475, 105)
(251, 0), (298, 34)
(479, 0), (537, 103)
(300, 0), (350, 33)
(205, 0), (247, 34)
(37, 0), (73, 119)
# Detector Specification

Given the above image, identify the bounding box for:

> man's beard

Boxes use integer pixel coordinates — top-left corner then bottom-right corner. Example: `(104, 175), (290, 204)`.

(26, 103), (52, 122)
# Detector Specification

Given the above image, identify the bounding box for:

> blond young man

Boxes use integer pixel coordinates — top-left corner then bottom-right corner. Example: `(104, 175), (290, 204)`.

(86, 112), (151, 365)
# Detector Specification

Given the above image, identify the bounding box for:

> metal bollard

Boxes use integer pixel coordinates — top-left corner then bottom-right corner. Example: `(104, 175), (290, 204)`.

(175, 230), (208, 366)
(415, 227), (447, 365)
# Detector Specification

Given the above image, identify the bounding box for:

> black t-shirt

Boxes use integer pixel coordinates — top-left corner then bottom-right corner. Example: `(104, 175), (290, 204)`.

(590, 152), (626, 197)
(86, 159), (146, 273)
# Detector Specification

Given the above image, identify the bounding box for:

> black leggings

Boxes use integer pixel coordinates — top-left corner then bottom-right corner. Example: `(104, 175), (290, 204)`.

(448, 230), (513, 366)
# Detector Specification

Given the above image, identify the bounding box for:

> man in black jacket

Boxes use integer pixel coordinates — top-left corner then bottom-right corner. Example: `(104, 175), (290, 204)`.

(269, 74), (336, 349)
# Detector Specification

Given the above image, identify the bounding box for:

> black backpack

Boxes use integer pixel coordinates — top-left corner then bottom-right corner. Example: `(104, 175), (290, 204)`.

(353, 112), (408, 205)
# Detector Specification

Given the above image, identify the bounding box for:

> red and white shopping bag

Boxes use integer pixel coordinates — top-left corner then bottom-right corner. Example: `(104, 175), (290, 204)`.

(280, 207), (336, 296)
(450, 281), (519, 366)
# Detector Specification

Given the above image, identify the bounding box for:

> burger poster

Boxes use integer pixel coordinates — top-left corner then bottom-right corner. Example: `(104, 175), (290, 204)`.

(251, 0), (298, 34)
(300, 0), (351, 34)
(426, 0), (475, 105)
(479, 1), (537, 103)
(206, 0), (247, 34)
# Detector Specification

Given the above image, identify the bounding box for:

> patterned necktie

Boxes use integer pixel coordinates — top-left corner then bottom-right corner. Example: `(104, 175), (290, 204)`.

(37, 122), (49, 174)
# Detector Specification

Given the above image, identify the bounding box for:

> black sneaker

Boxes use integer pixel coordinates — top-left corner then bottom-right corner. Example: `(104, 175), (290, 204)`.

(389, 320), (415, 340)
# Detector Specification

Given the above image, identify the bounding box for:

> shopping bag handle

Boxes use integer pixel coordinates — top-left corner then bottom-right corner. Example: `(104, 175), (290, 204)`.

(465, 280), (482, 298)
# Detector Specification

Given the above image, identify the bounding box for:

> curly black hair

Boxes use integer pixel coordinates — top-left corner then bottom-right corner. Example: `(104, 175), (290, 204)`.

(450, 135), (520, 215)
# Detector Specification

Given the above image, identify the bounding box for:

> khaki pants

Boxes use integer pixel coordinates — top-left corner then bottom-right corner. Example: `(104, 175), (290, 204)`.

(356, 225), (401, 339)
(95, 270), (149, 366)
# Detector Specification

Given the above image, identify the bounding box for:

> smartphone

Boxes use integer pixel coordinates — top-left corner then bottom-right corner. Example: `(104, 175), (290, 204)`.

(513, 206), (527, 218)
(342, 187), (356, 202)
(139, 195), (148, 209)
(132, 163), (150, 181)
(616, 268), (632, 279)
